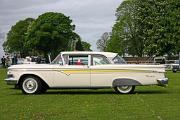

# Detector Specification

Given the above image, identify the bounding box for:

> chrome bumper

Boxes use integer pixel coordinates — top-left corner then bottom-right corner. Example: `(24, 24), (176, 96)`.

(157, 78), (168, 87)
(5, 78), (18, 85)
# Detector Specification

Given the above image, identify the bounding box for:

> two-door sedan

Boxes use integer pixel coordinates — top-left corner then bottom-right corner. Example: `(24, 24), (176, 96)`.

(5, 51), (168, 94)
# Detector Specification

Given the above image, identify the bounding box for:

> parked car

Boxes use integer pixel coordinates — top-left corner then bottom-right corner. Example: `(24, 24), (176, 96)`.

(5, 51), (168, 94)
(172, 60), (180, 73)
(154, 56), (166, 64)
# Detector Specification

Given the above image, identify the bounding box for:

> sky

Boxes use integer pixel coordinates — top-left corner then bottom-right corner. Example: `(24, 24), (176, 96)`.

(0, 0), (123, 58)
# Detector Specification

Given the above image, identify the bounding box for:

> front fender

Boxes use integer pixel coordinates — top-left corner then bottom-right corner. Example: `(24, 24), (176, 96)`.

(17, 71), (52, 86)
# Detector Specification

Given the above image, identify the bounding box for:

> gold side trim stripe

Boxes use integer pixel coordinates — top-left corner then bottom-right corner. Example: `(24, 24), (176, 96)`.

(55, 69), (153, 75)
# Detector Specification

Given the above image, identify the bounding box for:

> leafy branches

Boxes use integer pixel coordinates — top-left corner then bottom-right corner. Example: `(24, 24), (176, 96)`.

(3, 12), (92, 59)
(107, 0), (180, 57)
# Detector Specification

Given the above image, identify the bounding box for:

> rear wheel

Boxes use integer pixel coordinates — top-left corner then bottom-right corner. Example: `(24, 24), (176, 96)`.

(114, 86), (135, 94)
(21, 76), (42, 94)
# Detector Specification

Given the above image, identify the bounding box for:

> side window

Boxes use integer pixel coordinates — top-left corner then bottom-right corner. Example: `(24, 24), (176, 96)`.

(92, 55), (110, 65)
(67, 55), (88, 65)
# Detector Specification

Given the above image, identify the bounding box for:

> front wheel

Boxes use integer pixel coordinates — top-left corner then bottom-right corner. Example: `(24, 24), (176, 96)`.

(114, 86), (135, 94)
(21, 76), (42, 94)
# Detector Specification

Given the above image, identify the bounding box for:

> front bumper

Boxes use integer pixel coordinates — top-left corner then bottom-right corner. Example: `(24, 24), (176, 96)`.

(5, 78), (18, 85)
(157, 78), (168, 87)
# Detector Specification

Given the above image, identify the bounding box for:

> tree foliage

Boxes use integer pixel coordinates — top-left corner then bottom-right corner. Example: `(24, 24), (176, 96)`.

(3, 12), (91, 59)
(96, 32), (111, 51)
(107, 0), (180, 57)
(81, 41), (92, 51)
(106, 0), (138, 56)
(26, 12), (77, 58)
(137, 0), (180, 56)
(3, 18), (34, 57)
(74, 35), (92, 51)
(75, 39), (84, 51)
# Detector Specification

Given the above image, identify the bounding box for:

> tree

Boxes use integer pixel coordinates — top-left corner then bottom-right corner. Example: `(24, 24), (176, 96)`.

(107, 0), (146, 57)
(136, 0), (180, 56)
(96, 32), (111, 51)
(26, 12), (77, 59)
(107, 0), (135, 56)
(3, 18), (34, 57)
(73, 34), (91, 51)
(75, 39), (84, 51)
(81, 41), (92, 51)
(107, 0), (180, 57)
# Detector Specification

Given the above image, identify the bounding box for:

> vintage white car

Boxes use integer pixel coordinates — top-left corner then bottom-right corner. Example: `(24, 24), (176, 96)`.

(5, 51), (168, 94)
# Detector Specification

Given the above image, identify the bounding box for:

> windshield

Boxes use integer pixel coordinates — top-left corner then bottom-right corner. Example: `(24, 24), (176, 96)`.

(51, 54), (62, 64)
(112, 55), (127, 64)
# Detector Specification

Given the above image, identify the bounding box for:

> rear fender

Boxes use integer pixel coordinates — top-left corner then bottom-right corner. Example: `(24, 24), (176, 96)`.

(112, 78), (142, 87)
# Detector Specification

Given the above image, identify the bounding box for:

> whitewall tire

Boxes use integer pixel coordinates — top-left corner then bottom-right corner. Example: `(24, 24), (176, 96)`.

(21, 76), (42, 94)
(114, 86), (135, 94)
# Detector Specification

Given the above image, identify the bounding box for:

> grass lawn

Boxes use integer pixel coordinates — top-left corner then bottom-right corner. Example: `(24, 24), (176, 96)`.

(0, 68), (180, 120)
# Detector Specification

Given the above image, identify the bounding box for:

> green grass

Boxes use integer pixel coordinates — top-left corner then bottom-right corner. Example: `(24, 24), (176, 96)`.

(0, 68), (180, 120)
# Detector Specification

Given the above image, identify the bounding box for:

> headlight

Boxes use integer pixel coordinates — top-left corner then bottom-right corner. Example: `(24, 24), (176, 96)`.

(7, 69), (14, 78)
(7, 74), (14, 78)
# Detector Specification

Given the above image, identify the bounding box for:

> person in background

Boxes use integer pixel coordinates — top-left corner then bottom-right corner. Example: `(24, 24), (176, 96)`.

(5, 56), (11, 67)
(14, 54), (18, 65)
(11, 56), (15, 65)
(1, 56), (6, 68)
(37, 56), (41, 64)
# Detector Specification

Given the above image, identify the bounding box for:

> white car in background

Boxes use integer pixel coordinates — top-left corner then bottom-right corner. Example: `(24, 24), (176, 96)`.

(5, 51), (168, 94)
(172, 60), (180, 73)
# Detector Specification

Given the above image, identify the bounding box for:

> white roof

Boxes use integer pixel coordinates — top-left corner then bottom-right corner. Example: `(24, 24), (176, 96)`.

(61, 51), (118, 58)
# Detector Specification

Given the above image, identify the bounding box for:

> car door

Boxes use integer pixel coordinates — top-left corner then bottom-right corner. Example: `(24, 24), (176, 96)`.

(90, 54), (113, 87)
(53, 54), (91, 87)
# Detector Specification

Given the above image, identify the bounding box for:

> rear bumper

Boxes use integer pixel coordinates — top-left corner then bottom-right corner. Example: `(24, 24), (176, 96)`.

(5, 78), (18, 85)
(157, 78), (168, 86)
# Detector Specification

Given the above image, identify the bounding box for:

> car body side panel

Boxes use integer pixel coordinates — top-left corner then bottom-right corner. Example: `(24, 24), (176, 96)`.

(17, 69), (90, 87)
(51, 66), (90, 87)
(13, 66), (165, 87)
(6, 52), (167, 88)
(90, 65), (165, 86)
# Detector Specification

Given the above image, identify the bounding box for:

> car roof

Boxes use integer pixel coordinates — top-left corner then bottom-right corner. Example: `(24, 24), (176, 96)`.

(61, 51), (118, 58)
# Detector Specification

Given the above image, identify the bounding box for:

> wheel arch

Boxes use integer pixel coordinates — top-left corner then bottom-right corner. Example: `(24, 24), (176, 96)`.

(112, 78), (142, 87)
(18, 74), (49, 89)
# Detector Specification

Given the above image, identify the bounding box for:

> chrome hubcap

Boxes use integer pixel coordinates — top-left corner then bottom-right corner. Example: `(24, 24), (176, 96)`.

(26, 81), (36, 90)
(23, 78), (38, 93)
(117, 86), (132, 93)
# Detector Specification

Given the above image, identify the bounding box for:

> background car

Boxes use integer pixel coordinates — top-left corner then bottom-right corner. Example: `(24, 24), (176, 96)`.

(172, 60), (180, 73)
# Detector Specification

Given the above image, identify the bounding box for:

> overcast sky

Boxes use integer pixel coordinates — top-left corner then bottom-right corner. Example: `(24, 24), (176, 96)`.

(0, 0), (123, 58)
